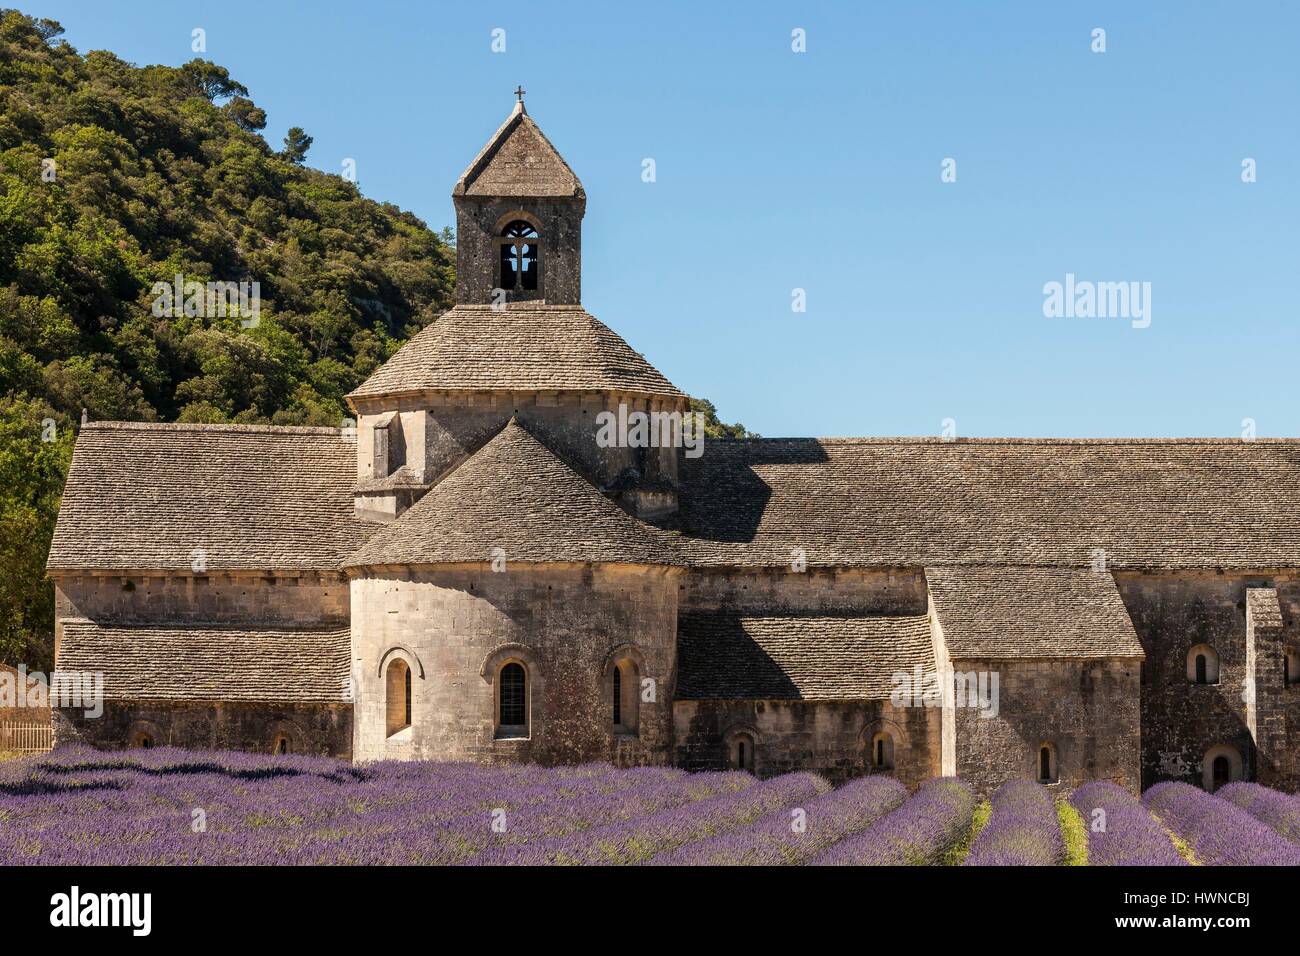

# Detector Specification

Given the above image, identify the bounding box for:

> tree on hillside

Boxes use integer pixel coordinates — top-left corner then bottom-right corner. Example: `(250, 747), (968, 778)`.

(282, 126), (313, 164)
(0, 9), (455, 668)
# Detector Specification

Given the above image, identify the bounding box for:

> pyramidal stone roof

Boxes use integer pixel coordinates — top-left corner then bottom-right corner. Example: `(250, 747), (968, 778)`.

(346, 305), (685, 401)
(454, 100), (583, 198)
(347, 418), (682, 568)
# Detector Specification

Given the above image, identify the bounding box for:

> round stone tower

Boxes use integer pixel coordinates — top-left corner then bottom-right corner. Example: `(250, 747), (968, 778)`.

(346, 420), (682, 765)
(343, 96), (691, 765)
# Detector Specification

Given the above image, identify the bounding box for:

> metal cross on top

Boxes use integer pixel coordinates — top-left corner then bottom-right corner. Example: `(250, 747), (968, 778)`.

(514, 85), (526, 103)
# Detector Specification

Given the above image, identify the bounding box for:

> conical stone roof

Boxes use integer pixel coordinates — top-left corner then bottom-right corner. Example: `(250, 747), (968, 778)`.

(346, 305), (684, 401)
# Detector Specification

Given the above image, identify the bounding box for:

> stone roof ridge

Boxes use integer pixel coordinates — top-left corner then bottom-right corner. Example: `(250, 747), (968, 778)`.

(453, 100), (584, 198)
(706, 434), (1300, 446)
(78, 420), (347, 437)
(59, 616), (346, 631)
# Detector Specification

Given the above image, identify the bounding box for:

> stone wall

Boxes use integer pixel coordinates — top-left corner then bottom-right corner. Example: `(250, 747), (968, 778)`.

(350, 563), (680, 765)
(56, 700), (351, 757)
(951, 658), (1141, 796)
(51, 572), (350, 755)
(680, 567), (927, 615)
(453, 197), (583, 305)
(672, 699), (939, 788)
(53, 573), (349, 629)
(672, 569), (937, 786)
(1113, 571), (1300, 791)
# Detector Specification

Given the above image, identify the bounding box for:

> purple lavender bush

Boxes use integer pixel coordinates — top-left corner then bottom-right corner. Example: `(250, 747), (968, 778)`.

(963, 779), (1064, 866)
(472, 771), (830, 865)
(811, 777), (975, 866)
(1144, 781), (1300, 866)
(0, 747), (749, 866)
(1217, 782), (1300, 846)
(431, 769), (753, 863)
(1071, 781), (1185, 866)
(649, 774), (908, 866)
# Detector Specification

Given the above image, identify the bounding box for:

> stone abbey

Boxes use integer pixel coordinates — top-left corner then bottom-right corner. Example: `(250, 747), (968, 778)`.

(47, 97), (1300, 795)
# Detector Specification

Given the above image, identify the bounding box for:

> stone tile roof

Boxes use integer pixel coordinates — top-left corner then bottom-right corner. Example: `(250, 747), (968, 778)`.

(346, 305), (684, 401)
(347, 419), (682, 568)
(57, 620), (350, 703)
(454, 101), (583, 198)
(927, 565), (1144, 659)
(47, 423), (372, 573)
(679, 437), (1300, 570)
(676, 611), (934, 700)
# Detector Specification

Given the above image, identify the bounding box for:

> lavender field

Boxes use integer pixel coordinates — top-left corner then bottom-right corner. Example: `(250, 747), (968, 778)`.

(1, 747), (1298, 866)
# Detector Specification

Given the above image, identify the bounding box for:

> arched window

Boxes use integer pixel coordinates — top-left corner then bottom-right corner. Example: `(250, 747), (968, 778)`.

(870, 732), (895, 771)
(728, 732), (756, 772)
(1038, 742), (1058, 783)
(611, 659), (640, 735)
(1186, 644), (1220, 685)
(1202, 744), (1242, 792)
(128, 721), (163, 750)
(498, 662), (528, 737)
(498, 220), (539, 292)
(1285, 650), (1300, 687)
(273, 735), (291, 755)
(385, 658), (411, 738)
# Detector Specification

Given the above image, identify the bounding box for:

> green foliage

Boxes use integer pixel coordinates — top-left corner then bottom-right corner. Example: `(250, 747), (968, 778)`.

(282, 126), (312, 165)
(943, 798), (991, 865)
(1056, 798), (1089, 866)
(0, 9), (454, 667)
(0, 396), (72, 669)
(689, 397), (754, 439)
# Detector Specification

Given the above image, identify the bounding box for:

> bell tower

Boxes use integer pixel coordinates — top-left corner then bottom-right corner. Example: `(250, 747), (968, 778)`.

(452, 90), (585, 306)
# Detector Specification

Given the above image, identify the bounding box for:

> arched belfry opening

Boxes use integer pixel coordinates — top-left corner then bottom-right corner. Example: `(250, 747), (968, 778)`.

(499, 219), (540, 292)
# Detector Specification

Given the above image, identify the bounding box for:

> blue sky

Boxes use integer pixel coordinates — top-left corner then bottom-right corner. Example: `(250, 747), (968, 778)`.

(24, 1), (1300, 437)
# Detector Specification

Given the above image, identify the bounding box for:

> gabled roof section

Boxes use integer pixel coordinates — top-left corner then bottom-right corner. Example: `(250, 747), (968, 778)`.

(927, 565), (1144, 659)
(346, 305), (685, 401)
(47, 422), (371, 573)
(678, 437), (1300, 570)
(676, 611), (934, 700)
(58, 620), (350, 703)
(347, 419), (681, 569)
(454, 101), (583, 199)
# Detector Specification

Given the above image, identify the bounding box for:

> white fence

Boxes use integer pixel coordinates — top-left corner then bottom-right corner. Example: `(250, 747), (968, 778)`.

(0, 719), (53, 753)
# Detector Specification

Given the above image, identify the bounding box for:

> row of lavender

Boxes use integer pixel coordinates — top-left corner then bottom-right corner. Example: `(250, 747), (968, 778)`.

(2, 748), (1299, 865)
